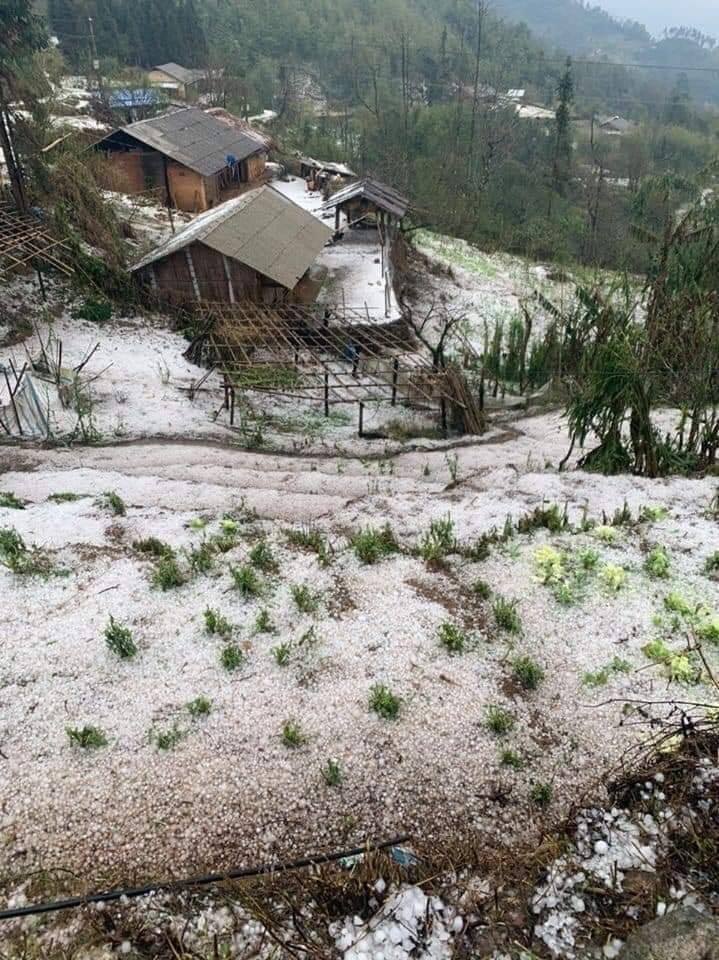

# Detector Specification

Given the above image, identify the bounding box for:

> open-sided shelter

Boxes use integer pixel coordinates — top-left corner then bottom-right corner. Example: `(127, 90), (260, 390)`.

(95, 107), (268, 212)
(131, 185), (332, 305)
(322, 178), (409, 231)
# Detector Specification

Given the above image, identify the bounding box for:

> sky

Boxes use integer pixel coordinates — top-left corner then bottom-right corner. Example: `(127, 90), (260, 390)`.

(597, 0), (719, 39)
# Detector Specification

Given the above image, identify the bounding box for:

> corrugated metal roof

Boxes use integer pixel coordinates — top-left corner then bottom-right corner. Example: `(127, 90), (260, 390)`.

(108, 88), (160, 109)
(117, 107), (264, 176)
(131, 185), (332, 290)
(153, 62), (206, 85)
(322, 177), (409, 219)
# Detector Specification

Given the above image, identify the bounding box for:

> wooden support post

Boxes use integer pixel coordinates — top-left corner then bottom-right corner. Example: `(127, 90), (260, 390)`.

(324, 370), (329, 418)
(229, 386), (235, 426)
(391, 357), (399, 406)
(36, 267), (47, 302)
(223, 376), (229, 410)
(358, 401), (364, 438)
(440, 397), (448, 438)
(4, 369), (23, 435)
(479, 373), (485, 411)
(335, 205), (340, 231)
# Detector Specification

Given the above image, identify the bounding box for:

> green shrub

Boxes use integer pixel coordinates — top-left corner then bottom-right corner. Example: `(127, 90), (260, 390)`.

(578, 548), (599, 570)
(187, 696), (212, 718)
(72, 298), (113, 324)
(204, 607), (233, 637)
(97, 490), (126, 516)
(512, 656), (544, 690)
(492, 596), (522, 633)
(645, 546), (671, 579)
(438, 621), (468, 655)
(369, 683), (401, 720)
(486, 705), (515, 735)
(220, 643), (245, 672)
(152, 556), (185, 590)
(291, 583), (320, 614)
(351, 524), (399, 564)
(0, 491), (24, 509)
(66, 724), (107, 748)
(231, 564), (261, 598)
(104, 616), (137, 659)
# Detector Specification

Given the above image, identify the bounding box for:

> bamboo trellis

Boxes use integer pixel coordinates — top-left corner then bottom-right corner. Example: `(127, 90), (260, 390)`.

(0, 204), (73, 278)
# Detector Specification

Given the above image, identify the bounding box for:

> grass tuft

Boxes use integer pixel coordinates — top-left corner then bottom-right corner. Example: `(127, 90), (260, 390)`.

(133, 537), (175, 559)
(512, 656), (545, 690)
(48, 492), (86, 503)
(0, 527), (55, 576)
(0, 491), (25, 509)
(220, 642), (245, 672)
(500, 748), (524, 770)
(187, 695), (212, 718)
(645, 546), (671, 579)
(322, 758), (342, 786)
(152, 725), (186, 751)
(351, 524), (399, 564)
(104, 616), (137, 659)
(369, 683), (401, 720)
(530, 782), (553, 807)
(291, 583), (320, 614)
(249, 540), (279, 574)
(272, 642), (292, 666)
(281, 719), (306, 748)
(438, 621), (469, 655)
(97, 490), (126, 516)
(472, 578), (492, 600)
(66, 724), (107, 749)
(152, 555), (185, 591)
(486, 704), (515, 735)
(204, 607), (233, 637)
(492, 595), (522, 633)
(231, 564), (262, 598)
(254, 608), (275, 634)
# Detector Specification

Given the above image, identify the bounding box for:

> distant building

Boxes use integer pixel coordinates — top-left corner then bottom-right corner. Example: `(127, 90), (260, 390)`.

(321, 177), (409, 230)
(94, 107), (268, 212)
(107, 88), (161, 124)
(597, 115), (635, 135)
(506, 88), (526, 101)
(147, 62), (219, 101)
(131, 185), (332, 305)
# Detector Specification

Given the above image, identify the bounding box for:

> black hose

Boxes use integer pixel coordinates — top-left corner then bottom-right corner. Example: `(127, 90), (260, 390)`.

(0, 835), (410, 922)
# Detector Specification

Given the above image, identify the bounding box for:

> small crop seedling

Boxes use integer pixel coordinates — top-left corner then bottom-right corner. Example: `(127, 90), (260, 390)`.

(291, 583), (320, 614)
(664, 592), (693, 617)
(187, 540), (215, 574)
(0, 491), (24, 509)
(534, 545), (565, 585)
(249, 540), (279, 574)
(188, 517), (208, 531)
(369, 683), (401, 720)
(438, 621), (468, 655)
(600, 563), (626, 592)
(578, 548), (599, 570)
(530, 782), (553, 807)
(281, 719), (306, 748)
(486, 704), (515, 735)
(0, 527), (54, 576)
(703, 552), (719, 577)
(322, 758), (342, 786)
(187, 695), (212, 718)
(500, 749), (524, 770)
(639, 505), (668, 522)
(583, 656), (631, 687)
(285, 526), (332, 566)
(152, 724), (186, 750)
(419, 515), (456, 563)
(254, 608), (275, 634)
(351, 524), (399, 564)
(553, 581), (577, 606)
(152, 555), (185, 590)
(204, 607), (233, 637)
(272, 642), (292, 666)
(66, 724), (107, 749)
(104, 616), (137, 659)
(697, 616), (719, 644)
(593, 525), (617, 544)
(48, 492), (86, 503)
(645, 546), (671, 579)
(133, 537), (174, 559)
(512, 656), (544, 691)
(492, 596), (522, 634)
(97, 490), (126, 516)
(231, 564), (261, 598)
(220, 642), (245, 672)
(472, 579), (492, 600)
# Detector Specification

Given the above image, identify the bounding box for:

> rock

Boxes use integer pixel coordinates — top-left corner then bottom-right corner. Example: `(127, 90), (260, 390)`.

(621, 906), (719, 959)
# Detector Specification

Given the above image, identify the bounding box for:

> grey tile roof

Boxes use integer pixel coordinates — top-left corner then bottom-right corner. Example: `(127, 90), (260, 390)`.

(153, 62), (206, 85)
(118, 107), (264, 176)
(131, 185), (333, 290)
(321, 177), (409, 218)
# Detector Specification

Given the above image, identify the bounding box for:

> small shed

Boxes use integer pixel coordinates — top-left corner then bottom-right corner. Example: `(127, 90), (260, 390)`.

(147, 62), (211, 100)
(94, 107), (268, 212)
(321, 178), (409, 231)
(107, 88), (161, 124)
(298, 155), (356, 194)
(131, 185), (332, 305)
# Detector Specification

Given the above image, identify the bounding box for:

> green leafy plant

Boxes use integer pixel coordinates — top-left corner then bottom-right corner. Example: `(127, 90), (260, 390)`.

(133, 537), (175, 559)
(188, 517), (208, 531)
(0, 491), (24, 509)
(534, 545), (565, 584)
(512, 656), (544, 690)
(369, 683), (401, 720)
(438, 621), (468, 655)
(66, 724), (107, 748)
(249, 540), (278, 573)
(703, 552), (719, 577)
(187, 540), (215, 574)
(639, 505), (668, 522)
(0, 527), (55, 576)
(152, 556), (185, 590)
(152, 724), (186, 751)
(645, 546), (671, 579)
(48, 492), (86, 503)
(285, 526), (331, 566)
(664, 592), (693, 617)
(272, 642), (292, 666)
(231, 564), (261, 598)
(97, 490), (126, 516)
(579, 548), (600, 570)
(600, 563), (626, 592)
(351, 524), (399, 564)
(492, 596), (522, 633)
(204, 607), (233, 637)
(472, 579), (492, 600)
(220, 643), (245, 672)
(322, 758), (342, 786)
(187, 696), (212, 718)
(419, 515), (456, 563)
(486, 705), (515, 735)
(281, 719), (306, 748)
(500, 749), (524, 770)
(291, 583), (320, 614)
(104, 616), (137, 659)
(593, 525), (617, 544)
(254, 608), (275, 634)
(516, 503), (567, 534)
(583, 656), (631, 686)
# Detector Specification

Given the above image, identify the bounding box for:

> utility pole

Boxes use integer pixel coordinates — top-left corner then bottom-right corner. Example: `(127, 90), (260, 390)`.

(87, 17), (103, 98)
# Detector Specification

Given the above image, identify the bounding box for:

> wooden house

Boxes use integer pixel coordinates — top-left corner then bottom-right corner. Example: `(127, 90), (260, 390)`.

(321, 178), (409, 231)
(94, 107), (268, 212)
(130, 185), (333, 305)
(147, 62), (211, 101)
